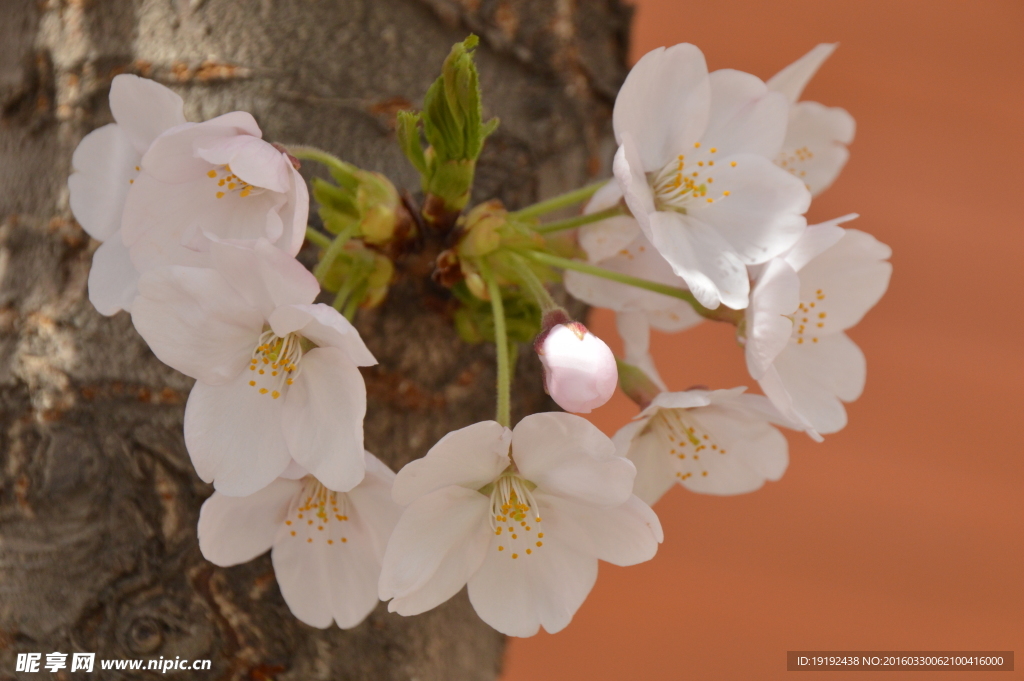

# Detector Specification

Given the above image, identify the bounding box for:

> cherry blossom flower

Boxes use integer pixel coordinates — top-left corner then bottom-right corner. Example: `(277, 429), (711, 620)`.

(612, 43), (811, 310)
(536, 319), (618, 413)
(564, 182), (703, 388)
(68, 75), (186, 315)
(378, 414), (663, 637)
(613, 387), (789, 506)
(743, 217), (891, 437)
(767, 44), (856, 197)
(121, 108), (308, 277)
(131, 237), (376, 496)
(198, 453), (401, 628)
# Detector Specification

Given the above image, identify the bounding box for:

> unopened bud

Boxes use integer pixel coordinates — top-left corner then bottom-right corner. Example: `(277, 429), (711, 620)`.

(536, 321), (617, 414)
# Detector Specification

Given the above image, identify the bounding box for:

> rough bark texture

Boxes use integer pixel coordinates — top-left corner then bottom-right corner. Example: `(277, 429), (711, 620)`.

(0, 0), (630, 679)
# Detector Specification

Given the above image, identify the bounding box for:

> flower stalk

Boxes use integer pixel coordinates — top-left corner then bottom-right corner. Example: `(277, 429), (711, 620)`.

(509, 180), (607, 221)
(532, 204), (625, 235)
(482, 262), (511, 427)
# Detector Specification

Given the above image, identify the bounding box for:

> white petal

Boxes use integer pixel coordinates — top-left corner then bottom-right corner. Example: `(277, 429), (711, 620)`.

(207, 238), (320, 318)
(745, 258), (799, 379)
(88, 236), (139, 316)
(346, 451), (402, 562)
(767, 44), (838, 104)
(777, 101), (856, 196)
(613, 136), (657, 237)
(511, 413), (635, 507)
(467, 494), (598, 637)
(648, 211), (749, 310)
(379, 486), (491, 615)
(687, 154), (810, 265)
(282, 347), (367, 493)
(757, 365), (819, 439)
(271, 533), (334, 628)
(541, 493), (662, 566)
(577, 215), (642, 263)
(770, 332), (866, 434)
(613, 44), (710, 170)
(646, 388), (715, 413)
(391, 421), (511, 506)
(131, 266), (263, 384)
(703, 69), (789, 158)
(646, 303), (704, 333)
(68, 124), (139, 241)
(280, 165), (311, 256)
(197, 478), (302, 566)
(183, 375), (292, 496)
(795, 228), (892, 332)
(109, 74), (186, 154)
(279, 459), (309, 479)
(675, 401), (789, 495)
(614, 419), (675, 506)
(195, 135), (291, 193)
(140, 111), (261, 183)
(783, 216), (853, 272)
(269, 304), (377, 367)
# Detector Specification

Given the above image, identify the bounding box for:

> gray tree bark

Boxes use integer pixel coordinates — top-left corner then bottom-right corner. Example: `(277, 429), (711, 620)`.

(0, 0), (629, 678)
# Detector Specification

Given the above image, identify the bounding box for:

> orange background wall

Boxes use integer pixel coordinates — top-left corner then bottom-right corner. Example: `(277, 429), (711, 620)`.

(503, 1), (1024, 679)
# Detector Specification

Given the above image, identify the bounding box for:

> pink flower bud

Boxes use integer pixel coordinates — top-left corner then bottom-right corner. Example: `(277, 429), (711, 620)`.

(537, 322), (618, 413)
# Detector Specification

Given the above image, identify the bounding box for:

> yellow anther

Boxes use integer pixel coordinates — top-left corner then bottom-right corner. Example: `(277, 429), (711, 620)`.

(239, 189), (250, 198)
(290, 531), (296, 536)
(216, 191), (225, 199)
(512, 553), (518, 559)
(730, 161), (737, 167)
(328, 539), (333, 544)
(249, 380), (256, 387)
(259, 388), (268, 394)
(271, 391), (280, 399)
(498, 546), (504, 551)
(207, 170), (217, 178)
(341, 538), (347, 543)
(694, 142), (701, 148)
(536, 541), (543, 547)
(723, 191), (730, 196)
(526, 549), (532, 555)
(710, 147), (717, 153)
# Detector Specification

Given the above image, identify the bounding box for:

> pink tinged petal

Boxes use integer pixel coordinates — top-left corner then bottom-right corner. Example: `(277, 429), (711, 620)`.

(197, 478), (302, 566)
(511, 413), (635, 507)
(674, 402), (789, 495)
(770, 332), (866, 435)
(467, 495), (598, 637)
(282, 347), (367, 493)
(703, 69), (789, 158)
(68, 124), (139, 241)
(615, 310), (667, 392)
(131, 266), (263, 384)
(183, 375), (292, 496)
(687, 154), (810, 266)
(88, 236), (139, 316)
(279, 165), (310, 256)
(757, 365), (820, 441)
(585, 179), (625, 213)
(270, 537), (333, 628)
(745, 258), (800, 379)
(207, 238), (319, 317)
(140, 111), (261, 183)
(108, 74), (187, 154)
(541, 493), (662, 566)
(279, 459), (309, 479)
(614, 419), (675, 506)
(795, 228), (892, 332)
(194, 135), (291, 193)
(767, 43), (838, 104)
(379, 486), (491, 615)
(783, 216), (853, 272)
(613, 43), (711, 170)
(345, 451), (402, 562)
(391, 421), (511, 507)
(539, 325), (618, 413)
(778, 101), (856, 196)
(648, 211), (748, 310)
(613, 137), (657, 238)
(268, 304), (377, 367)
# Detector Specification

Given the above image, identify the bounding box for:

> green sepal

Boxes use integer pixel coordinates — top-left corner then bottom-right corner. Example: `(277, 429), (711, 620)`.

(452, 281), (541, 345)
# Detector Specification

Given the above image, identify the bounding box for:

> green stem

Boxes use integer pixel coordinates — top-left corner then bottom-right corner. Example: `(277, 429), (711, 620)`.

(341, 282), (367, 321)
(509, 180), (607, 221)
(313, 222), (359, 282)
(305, 226), (332, 250)
(481, 263), (511, 427)
(287, 145), (350, 175)
(521, 250), (742, 324)
(504, 253), (559, 312)
(533, 205), (624, 235)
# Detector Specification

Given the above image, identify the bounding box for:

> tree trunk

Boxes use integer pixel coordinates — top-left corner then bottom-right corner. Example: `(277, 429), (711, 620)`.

(0, 0), (629, 678)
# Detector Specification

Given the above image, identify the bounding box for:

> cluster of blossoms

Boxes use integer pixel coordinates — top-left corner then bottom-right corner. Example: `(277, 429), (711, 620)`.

(68, 37), (888, 636)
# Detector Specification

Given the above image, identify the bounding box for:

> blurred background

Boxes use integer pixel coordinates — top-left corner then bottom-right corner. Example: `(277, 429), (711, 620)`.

(503, 1), (1024, 679)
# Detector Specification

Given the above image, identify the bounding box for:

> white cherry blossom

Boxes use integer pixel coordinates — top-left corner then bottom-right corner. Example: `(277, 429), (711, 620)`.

(198, 453), (401, 629)
(767, 44), (856, 196)
(131, 237), (376, 496)
(68, 75), (186, 315)
(612, 43), (811, 310)
(743, 217), (891, 437)
(564, 182), (703, 388)
(537, 321), (618, 414)
(614, 387), (789, 506)
(378, 414), (663, 637)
